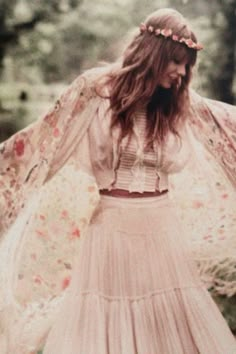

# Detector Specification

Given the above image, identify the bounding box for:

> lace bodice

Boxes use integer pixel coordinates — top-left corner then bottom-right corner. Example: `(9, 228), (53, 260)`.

(111, 107), (191, 192)
(76, 105), (191, 192)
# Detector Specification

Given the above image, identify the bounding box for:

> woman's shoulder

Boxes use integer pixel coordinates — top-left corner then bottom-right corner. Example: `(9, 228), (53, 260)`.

(80, 61), (122, 97)
(79, 64), (114, 92)
(64, 66), (111, 107)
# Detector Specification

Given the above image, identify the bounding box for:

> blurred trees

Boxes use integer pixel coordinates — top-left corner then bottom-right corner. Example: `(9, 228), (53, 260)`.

(0, 0), (235, 95)
(0, 0), (236, 140)
(0, 0), (83, 82)
(209, 0), (236, 103)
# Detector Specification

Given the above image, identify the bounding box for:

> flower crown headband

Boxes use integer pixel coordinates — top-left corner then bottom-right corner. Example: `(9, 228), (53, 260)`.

(139, 23), (203, 51)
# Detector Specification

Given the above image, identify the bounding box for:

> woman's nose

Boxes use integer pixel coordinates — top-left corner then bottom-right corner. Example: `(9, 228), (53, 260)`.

(177, 64), (186, 77)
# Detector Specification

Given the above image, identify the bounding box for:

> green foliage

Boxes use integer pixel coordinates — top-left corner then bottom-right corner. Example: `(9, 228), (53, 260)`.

(189, 16), (219, 97)
(0, 0), (235, 100)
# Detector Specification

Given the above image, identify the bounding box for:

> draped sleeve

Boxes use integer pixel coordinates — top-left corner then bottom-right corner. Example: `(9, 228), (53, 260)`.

(0, 78), (235, 353)
(168, 90), (236, 301)
(0, 69), (104, 353)
(188, 89), (236, 187)
(0, 71), (100, 234)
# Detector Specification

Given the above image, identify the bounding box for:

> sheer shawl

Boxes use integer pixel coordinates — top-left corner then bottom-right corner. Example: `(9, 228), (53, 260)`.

(0, 67), (235, 353)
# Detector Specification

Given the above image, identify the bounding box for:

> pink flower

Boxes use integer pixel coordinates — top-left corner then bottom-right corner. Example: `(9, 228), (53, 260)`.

(14, 139), (25, 156)
(34, 275), (43, 285)
(148, 25), (154, 33)
(53, 127), (60, 137)
(139, 23), (147, 33)
(71, 227), (80, 239)
(154, 28), (161, 36)
(161, 28), (172, 37)
(172, 35), (179, 41)
(196, 43), (203, 50)
(139, 23), (203, 51)
(61, 209), (69, 218)
(62, 276), (71, 290)
(179, 37), (186, 44)
(178, 37), (203, 51)
(44, 113), (57, 127)
(185, 38), (195, 47)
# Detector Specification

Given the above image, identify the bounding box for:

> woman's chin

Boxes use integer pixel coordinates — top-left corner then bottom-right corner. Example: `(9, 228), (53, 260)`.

(159, 81), (172, 89)
(159, 83), (172, 90)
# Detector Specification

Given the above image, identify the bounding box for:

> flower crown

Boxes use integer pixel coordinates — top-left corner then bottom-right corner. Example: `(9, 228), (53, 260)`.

(139, 23), (203, 51)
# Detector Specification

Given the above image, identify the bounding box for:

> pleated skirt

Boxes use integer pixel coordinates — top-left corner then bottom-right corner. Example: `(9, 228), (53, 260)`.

(43, 194), (236, 354)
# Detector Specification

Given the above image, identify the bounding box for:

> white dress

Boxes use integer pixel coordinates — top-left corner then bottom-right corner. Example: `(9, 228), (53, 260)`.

(43, 108), (236, 353)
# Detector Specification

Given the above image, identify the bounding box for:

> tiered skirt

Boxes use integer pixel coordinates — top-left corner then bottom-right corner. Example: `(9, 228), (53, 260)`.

(43, 194), (236, 353)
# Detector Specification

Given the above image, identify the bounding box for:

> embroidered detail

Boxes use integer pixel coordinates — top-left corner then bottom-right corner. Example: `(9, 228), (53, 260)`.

(13, 139), (25, 157)
(79, 284), (205, 301)
(129, 116), (146, 192)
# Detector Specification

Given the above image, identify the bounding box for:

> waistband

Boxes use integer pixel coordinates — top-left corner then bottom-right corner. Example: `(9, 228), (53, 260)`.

(99, 188), (168, 198)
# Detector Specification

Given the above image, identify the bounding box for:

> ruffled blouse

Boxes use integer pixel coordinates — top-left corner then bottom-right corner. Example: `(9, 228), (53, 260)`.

(75, 103), (191, 192)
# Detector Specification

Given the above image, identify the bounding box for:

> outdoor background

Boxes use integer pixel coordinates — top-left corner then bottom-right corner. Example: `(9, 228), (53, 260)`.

(0, 0), (236, 142)
(0, 0), (235, 342)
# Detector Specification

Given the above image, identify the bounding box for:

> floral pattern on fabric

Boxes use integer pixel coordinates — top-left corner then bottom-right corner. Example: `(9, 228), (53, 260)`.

(0, 68), (235, 353)
(0, 73), (97, 234)
(16, 168), (99, 305)
(189, 90), (236, 187)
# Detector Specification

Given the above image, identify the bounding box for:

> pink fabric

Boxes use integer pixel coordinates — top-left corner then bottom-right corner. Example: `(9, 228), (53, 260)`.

(78, 103), (191, 193)
(43, 195), (236, 353)
(0, 66), (235, 352)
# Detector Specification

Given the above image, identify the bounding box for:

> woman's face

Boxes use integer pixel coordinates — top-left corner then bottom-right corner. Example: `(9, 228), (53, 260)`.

(159, 59), (188, 89)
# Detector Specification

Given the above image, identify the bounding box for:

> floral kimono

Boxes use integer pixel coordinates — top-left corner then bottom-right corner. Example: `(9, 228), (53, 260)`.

(0, 66), (236, 353)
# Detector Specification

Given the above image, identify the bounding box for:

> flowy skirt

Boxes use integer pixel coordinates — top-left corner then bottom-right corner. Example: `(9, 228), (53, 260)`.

(43, 194), (236, 354)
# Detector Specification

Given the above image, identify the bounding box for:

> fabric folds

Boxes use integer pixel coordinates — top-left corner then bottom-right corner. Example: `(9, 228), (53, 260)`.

(42, 195), (236, 354)
(0, 65), (235, 352)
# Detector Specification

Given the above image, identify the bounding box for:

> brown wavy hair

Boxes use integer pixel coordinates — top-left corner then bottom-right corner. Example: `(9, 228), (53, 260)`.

(98, 8), (198, 147)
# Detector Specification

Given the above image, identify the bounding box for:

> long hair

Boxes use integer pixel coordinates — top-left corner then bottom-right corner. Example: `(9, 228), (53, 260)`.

(97, 8), (198, 147)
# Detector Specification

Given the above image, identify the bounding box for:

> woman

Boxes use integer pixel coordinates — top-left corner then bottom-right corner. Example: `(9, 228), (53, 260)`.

(0, 8), (236, 354)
